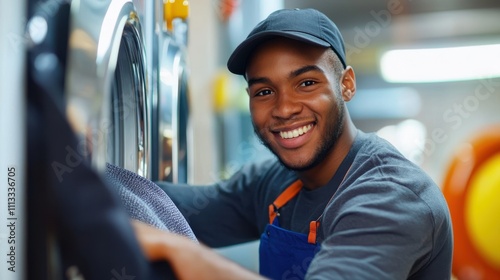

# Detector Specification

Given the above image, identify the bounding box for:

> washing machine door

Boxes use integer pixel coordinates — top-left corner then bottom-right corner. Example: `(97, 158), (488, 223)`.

(65, 0), (149, 177)
(23, 0), (178, 278)
(154, 35), (191, 183)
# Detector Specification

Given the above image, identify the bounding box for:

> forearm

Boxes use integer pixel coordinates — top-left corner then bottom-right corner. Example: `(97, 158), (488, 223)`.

(132, 220), (266, 280)
(165, 235), (264, 280)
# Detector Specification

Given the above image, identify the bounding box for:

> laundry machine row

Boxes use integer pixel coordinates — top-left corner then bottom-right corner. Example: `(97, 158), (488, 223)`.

(3, 0), (191, 278)
(20, 0), (190, 183)
(63, 0), (191, 183)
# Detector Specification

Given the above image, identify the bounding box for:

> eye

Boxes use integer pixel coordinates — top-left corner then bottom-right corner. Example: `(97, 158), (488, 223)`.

(255, 89), (273, 97)
(300, 80), (316, 87)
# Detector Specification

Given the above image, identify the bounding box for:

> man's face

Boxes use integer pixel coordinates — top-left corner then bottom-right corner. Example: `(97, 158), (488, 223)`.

(245, 38), (345, 171)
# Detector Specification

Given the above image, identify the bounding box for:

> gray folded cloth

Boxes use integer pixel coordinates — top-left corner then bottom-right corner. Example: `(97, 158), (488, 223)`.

(105, 163), (197, 242)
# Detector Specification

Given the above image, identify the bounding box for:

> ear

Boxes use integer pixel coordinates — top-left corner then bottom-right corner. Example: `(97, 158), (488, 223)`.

(340, 66), (356, 102)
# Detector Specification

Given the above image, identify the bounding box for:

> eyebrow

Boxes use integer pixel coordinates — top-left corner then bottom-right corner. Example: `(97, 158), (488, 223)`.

(246, 65), (324, 87)
(290, 65), (324, 78)
(247, 77), (272, 88)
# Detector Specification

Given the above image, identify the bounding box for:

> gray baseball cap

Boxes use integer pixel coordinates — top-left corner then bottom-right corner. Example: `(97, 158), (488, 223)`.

(227, 8), (346, 75)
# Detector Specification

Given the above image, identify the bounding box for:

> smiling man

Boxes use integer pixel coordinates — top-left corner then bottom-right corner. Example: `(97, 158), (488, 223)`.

(133, 8), (453, 280)
(245, 37), (355, 189)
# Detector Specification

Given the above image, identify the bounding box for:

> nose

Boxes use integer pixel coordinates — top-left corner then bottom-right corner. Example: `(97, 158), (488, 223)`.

(272, 91), (302, 119)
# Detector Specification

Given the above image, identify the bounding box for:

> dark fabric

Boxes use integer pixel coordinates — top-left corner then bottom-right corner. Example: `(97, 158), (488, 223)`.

(161, 131), (453, 279)
(27, 50), (175, 280)
(105, 163), (197, 241)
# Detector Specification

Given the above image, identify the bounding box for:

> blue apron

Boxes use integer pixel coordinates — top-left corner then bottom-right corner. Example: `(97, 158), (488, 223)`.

(259, 138), (362, 279)
(259, 180), (320, 280)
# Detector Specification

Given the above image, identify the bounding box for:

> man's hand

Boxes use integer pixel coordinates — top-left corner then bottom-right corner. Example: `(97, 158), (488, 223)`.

(131, 220), (266, 280)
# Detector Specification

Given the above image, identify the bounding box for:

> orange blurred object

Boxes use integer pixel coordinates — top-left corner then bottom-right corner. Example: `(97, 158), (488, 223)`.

(442, 126), (500, 279)
(218, 0), (239, 22)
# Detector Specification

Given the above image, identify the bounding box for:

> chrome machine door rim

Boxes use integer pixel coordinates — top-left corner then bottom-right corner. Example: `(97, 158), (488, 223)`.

(157, 34), (191, 183)
(65, 0), (149, 177)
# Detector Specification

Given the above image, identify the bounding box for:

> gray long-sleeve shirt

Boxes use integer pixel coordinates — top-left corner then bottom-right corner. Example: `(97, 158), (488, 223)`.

(159, 131), (453, 279)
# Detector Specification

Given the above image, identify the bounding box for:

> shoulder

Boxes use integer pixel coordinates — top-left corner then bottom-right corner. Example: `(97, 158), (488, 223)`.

(349, 132), (449, 217)
(326, 131), (451, 244)
(355, 131), (414, 167)
(322, 131), (452, 265)
(335, 131), (449, 223)
(349, 132), (438, 194)
(308, 132), (452, 277)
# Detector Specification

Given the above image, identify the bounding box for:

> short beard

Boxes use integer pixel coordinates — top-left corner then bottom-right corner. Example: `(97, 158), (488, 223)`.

(253, 98), (345, 172)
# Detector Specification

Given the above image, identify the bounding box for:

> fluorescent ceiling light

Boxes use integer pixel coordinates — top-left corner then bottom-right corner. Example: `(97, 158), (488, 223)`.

(380, 44), (500, 83)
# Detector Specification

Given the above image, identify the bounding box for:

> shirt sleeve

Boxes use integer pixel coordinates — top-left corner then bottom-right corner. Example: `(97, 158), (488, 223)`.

(306, 180), (436, 279)
(157, 158), (288, 248)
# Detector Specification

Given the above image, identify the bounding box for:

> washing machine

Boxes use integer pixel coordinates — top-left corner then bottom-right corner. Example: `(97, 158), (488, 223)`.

(65, 0), (150, 177)
(65, 0), (192, 182)
(142, 0), (192, 183)
(61, 0), (192, 184)
(19, 0), (184, 278)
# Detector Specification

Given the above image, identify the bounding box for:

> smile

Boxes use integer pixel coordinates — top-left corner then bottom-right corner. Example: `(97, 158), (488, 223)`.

(279, 124), (313, 139)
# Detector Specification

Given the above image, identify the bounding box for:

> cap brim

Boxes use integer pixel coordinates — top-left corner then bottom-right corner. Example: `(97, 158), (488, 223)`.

(227, 31), (330, 75)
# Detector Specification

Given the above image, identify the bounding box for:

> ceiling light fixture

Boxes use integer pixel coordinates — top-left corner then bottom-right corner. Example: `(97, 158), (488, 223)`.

(380, 43), (500, 83)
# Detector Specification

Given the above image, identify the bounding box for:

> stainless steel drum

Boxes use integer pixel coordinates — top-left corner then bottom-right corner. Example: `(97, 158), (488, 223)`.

(155, 34), (191, 183)
(65, 0), (149, 177)
(148, 0), (192, 183)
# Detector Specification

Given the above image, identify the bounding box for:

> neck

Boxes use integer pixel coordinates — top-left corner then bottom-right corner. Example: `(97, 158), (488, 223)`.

(297, 114), (357, 190)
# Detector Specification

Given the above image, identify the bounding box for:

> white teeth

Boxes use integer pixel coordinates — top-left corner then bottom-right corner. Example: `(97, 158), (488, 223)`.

(279, 124), (313, 139)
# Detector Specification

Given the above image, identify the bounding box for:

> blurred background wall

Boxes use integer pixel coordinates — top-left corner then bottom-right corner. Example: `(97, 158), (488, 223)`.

(188, 0), (500, 185)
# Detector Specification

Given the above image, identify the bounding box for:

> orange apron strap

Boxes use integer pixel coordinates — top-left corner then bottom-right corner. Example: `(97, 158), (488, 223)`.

(308, 220), (320, 244)
(268, 180), (303, 224)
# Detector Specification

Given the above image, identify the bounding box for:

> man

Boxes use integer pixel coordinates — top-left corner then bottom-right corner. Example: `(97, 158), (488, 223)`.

(133, 8), (453, 279)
